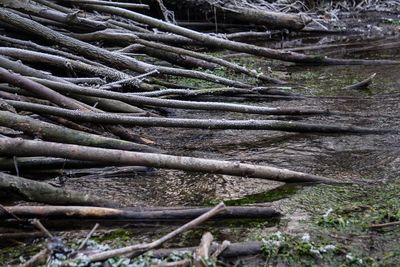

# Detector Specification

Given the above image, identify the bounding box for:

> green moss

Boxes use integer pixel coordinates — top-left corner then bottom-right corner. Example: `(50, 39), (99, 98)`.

(0, 243), (42, 266)
(260, 232), (380, 267)
(92, 229), (132, 247)
(384, 19), (400, 25)
(281, 180), (400, 265)
(297, 182), (400, 232)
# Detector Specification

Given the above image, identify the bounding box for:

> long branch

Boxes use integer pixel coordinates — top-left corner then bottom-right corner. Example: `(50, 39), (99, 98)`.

(0, 137), (339, 184)
(0, 8), (250, 88)
(5, 100), (392, 134)
(81, 5), (400, 65)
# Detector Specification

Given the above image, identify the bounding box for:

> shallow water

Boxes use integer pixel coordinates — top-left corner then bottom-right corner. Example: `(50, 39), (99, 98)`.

(65, 47), (399, 210)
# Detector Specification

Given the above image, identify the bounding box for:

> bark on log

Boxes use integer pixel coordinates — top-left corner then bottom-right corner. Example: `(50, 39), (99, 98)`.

(152, 240), (263, 259)
(0, 47), (137, 83)
(167, 0), (311, 30)
(1, 0), (107, 30)
(6, 100), (394, 135)
(83, 5), (400, 65)
(0, 66), (85, 110)
(0, 172), (116, 206)
(0, 59), (154, 143)
(0, 157), (131, 170)
(85, 203), (227, 263)
(0, 138), (339, 184)
(28, 78), (331, 116)
(58, 0), (150, 10)
(0, 205), (280, 220)
(72, 29), (283, 84)
(0, 8), (250, 88)
(0, 111), (158, 152)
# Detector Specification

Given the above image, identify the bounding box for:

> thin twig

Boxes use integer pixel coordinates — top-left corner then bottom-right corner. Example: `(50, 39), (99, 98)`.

(31, 219), (53, 238)
(369, 221), (400, 230)
(0, 203), (22, 221)
(84, 202), (226, 263)
(20, 249), (49, 267)
(78, 223), (100, 250)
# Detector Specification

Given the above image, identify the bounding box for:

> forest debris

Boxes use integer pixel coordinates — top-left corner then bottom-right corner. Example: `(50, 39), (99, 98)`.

(0, 111), (158, 152)
(0, 172), (117, 206)
(0, 205), (280, 221)
(5, 100), (395, 134)
(81, 5), (400, 65)
(20, 248), (49, 267)
(193, 232), (213, 267)
(343, 73), (377, 90)
(82, 202), (226, 263)
(152, 240), (263, 259)
(369, 221), (400, 230)
(78, 223), (99, 250)
(0, 138), (340, 183)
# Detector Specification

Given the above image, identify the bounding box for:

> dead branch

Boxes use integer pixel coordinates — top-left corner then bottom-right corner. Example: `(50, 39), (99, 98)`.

(84, 202), (226, 263)
(0, 172), (116, 206)
(0, 138), (339, 183)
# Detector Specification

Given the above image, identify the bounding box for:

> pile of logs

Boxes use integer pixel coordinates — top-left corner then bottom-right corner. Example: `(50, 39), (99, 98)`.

(0, 0), (397, 205)
(0, 0), (398, 265)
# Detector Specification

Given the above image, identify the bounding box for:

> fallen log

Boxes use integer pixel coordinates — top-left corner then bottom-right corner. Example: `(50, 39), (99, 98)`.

(29, 78), (331, 116)
(0, 60), (155, 143)
(2, 0), (107, 30)
(0, 157), (131, 170)
(166, 0), (311, 30)
(5, 100), (394, 135)
(343, 73), (376, 90)
(0, 138), (339, 183)
(81, 5), (400, 65)
(72, 29), (284, 84)
(0, 65), (85, 110)
(152, 240), (263, 259)
(0, 172), (116, 206)
(0, 111), (158, 152)
(84, 203), (227, 263)
(0, 8), (251, 88)
(0, 205), (280, 221)
(58, 0), (150, 10)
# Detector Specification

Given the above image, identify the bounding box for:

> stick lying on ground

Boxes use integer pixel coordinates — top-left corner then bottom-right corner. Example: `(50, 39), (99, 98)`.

(6, 101), (395, 134)
(0, 8), (250, 88)
(83, 202), (227, 263)
(0, 205), (280, 221)
(343, 73), (377, 90)
(0, 110), (158, 151)
(29, 78), (329, 115)
(152, 240), (263, 259)
(0, 157), (139, 171)
(0, 110), (158, 152)
(0, 172), (116, 207)
(0, 137), (339, 184)
(81, 5), (400, 65)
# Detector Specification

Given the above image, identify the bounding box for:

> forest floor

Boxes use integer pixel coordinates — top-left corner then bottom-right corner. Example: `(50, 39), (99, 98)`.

(1, 9), (400, 267)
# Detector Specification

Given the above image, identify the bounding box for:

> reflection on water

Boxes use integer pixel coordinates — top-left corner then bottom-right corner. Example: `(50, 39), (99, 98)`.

(66, 38), (400, 209)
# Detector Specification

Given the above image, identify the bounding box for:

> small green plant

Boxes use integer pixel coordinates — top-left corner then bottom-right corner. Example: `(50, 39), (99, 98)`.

(385, 19), (400, 25)
(318, 208), (350, 228)
(260, 232), (375, 266)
